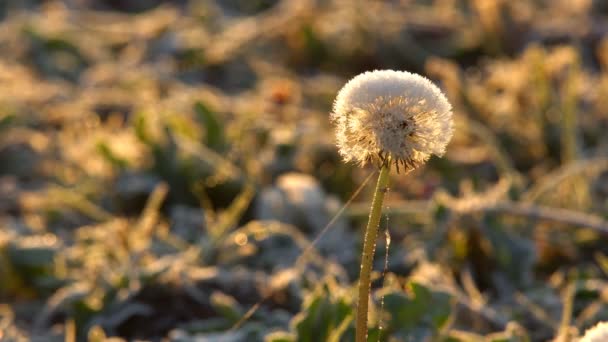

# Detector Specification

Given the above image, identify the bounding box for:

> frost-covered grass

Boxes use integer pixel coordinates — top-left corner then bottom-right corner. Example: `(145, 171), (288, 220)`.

(2, 1), (608, 341)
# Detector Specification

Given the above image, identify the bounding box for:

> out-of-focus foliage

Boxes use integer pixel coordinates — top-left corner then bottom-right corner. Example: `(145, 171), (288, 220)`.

(2, 0), (608, 341)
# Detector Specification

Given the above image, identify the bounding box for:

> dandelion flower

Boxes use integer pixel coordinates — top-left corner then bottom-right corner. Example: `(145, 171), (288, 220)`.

(332, 69), (453, 172)
(580, 322), (608, 342)
(332, 70), (455, 342)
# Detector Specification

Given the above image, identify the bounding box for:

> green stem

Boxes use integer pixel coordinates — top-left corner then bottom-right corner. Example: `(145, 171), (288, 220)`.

(355, 164), (391, 342)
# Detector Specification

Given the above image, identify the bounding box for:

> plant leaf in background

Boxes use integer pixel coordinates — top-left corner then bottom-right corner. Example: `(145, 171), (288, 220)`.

(210, 291), (244, 324)
(270, 278), (353, 342)
(194, 101), (225, 151)
(24, 28), (89, 82)
(382, 282), (453, 341)
(97, 141), (130, 171)
(0, 114), (14, 132)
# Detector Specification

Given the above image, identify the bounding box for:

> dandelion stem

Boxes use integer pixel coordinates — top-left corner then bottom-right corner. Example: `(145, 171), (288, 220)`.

(356, 163), (390, 342)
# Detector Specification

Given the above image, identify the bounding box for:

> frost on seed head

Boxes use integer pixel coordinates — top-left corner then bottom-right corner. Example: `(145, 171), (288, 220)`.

(331, 70), (453, 172)
(580, 322), (608, 342)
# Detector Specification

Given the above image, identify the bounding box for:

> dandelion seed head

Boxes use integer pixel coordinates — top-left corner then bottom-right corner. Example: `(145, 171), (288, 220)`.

(580, 322), (608, 342)
(331, 70), (453, 171)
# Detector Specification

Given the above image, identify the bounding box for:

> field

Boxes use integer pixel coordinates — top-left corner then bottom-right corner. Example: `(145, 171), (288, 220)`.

(2, 0), (608, 341)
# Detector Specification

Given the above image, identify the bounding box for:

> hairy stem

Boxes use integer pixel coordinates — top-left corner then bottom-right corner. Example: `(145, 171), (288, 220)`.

(356, 164), (390, 342)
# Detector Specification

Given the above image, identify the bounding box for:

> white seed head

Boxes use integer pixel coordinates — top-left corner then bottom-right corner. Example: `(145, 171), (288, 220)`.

(331, 70), (453, 172)
(580, 322), (608, 342)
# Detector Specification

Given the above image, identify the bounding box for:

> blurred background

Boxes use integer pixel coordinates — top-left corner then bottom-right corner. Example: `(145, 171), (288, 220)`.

(2, 0), (608, 341)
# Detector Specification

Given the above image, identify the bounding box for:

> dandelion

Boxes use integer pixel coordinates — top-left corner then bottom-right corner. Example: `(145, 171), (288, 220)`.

(331, 70), (453, 342)
(332, 69), (453, 173)
(580, 322), (608, 342)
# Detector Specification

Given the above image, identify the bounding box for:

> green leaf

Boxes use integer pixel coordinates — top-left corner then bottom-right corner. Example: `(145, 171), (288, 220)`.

(289, 280), (353, 342)
(595, 252), (608, 276)
(194, 101), (224, 150)
(96, 141), (129, 170)
(210, 291), (244, 323)
(0, 114), (14, 132)
(482, 216), (535, 286)
(382, 282), (452, 340)
(265, 331), (296, 342)
(134, 113), (153, 145)
(8, 236), (58, 270)
(24, 28), (88, 81)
